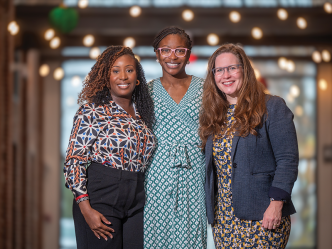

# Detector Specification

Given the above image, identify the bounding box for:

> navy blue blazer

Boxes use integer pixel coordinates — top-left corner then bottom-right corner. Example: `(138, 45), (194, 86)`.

(205, 95), (299, 224)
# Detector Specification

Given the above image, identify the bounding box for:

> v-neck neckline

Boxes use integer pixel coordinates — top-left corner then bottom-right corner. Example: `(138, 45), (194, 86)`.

(157, 75), (195, 107)
(110, 101), (139, 120)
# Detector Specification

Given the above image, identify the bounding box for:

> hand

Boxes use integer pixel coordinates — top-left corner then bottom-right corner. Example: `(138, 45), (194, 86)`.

(262, 200), (283, 230)
(79, 200), (114, 240)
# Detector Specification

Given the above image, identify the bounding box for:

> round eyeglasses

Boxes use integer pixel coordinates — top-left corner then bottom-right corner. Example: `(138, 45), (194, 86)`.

(157, 47), (190, 57)
(212, 64), (243, 76)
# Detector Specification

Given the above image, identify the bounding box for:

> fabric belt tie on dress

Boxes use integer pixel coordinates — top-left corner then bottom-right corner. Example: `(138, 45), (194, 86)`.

(160, 140), (200, 217)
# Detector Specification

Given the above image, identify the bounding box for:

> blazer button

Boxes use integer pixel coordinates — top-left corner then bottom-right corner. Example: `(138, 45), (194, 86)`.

(233, 163), (237, 168)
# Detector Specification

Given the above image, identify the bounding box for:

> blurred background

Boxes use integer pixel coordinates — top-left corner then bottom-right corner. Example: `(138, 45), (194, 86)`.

(0, 0), (332, 248)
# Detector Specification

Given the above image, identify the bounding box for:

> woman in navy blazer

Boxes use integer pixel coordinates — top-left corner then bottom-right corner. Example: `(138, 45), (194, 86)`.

(199, 43), (298, 248)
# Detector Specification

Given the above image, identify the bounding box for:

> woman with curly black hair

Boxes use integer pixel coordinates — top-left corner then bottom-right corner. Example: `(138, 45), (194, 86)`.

(64, 45), (156, 249)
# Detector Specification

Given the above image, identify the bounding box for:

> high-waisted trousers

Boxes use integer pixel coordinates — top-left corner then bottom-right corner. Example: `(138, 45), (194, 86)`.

(73, 162), (145, 249)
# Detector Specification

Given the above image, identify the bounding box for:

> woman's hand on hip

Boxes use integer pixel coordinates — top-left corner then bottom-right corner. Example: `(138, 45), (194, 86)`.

(79, 200), (114, 240)
(262, 200), (283, 230)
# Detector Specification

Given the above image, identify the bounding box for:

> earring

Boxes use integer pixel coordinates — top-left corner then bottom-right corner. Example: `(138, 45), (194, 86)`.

(187, 61), (190, 64)
(156, 59), (159, 63)
(136, 80), (140, 86)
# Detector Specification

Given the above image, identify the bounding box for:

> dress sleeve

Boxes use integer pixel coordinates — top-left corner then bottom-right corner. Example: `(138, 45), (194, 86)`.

(63, 103), (99, 204)
(266, 96), (299, 202)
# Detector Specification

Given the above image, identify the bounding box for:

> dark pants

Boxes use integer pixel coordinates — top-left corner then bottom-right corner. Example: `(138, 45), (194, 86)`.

(73, 162), (145, 249)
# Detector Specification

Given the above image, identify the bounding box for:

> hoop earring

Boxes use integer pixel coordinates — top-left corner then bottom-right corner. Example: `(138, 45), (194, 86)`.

(156, 59), (159, 63)
(136, 80), (140, 86)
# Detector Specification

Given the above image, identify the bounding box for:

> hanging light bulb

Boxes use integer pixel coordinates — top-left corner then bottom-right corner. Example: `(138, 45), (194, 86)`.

(50, 37), (60, 49)
(322, 50), (331, 62)
(78, 0), (89, 8)
(83, 35), (94, 47)
(312, 51), (322, 63)
(252, 27), (263, 39)
(290, 85), (300, 98)
(54, 67), (64, 80)
(124, 37), (135, 48)
(71, 76), (81, 87)
(277, 9), (288, 20)
(130, 6), (141, 17)
(286, 60), (295, 72)
(39, 64), (50, 77)
(134, 54), (141, 62)
(278, 57), (288, 69)
(7, 21), (19, 35)
(324, 2), (332, 13)
(297, 17), (307, 29)
(182, 9), (194, 21)
(207, 33), (219, 46)
(89, 47), (101, 59)
(44, 29), (55, 40)
(319, 79), (328, 90)
(229, 11), (241, 23)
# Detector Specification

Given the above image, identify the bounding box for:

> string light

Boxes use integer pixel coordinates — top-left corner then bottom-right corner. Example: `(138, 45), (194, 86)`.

(297, 17), (307, 29)
(322, 50), (331, 62)
(44, 29), (55, 40)
(286, 60), (295, 72)
(83, 35), (94, 47)
(252, 27), (263, 39)
(319, 79), (328, 90)
(277, 9), (288, 20)
(39, 64), (50, 77)
(312, 51), (322, 63)
(324, 2), (332, 13)
(290, 85), (300, 98)
(134, 55), (141, 62)
(7, 21), (19, 35)
(130, 6), (141, 17)
(54, 67), (64, 80)
(229, 11), (241, 23)
(50, 37), (60, 49)
(71, 76), (81, 87)
(182, 10), (194, 21)
(78, 0), (88, 9)
(207, 33), (219, 46)
(124, 37), (135, 48)
(278, 57), (288, 69)
(89, 47), (101, 59)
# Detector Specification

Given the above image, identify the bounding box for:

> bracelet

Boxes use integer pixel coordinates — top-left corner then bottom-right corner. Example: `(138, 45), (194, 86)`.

(270, 198), (286, 203)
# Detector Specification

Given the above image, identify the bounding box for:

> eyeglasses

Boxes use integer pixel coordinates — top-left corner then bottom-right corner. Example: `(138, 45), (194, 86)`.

(212, 64), (243, 76)
(157, 47), (190, 57)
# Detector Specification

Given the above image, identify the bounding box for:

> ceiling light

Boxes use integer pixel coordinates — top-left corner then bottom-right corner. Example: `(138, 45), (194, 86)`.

(71, 76), (81, 87)
(229, 11), (241, 23)
(89, 47), (101, 59)
(54, 67), (64, 80)
(207, 33), (219, 46)
(83, 34), (94, 47)
(324, 3), (332, 13)
(322, 50), (331, 62)
(277, 8), (288, 20)
(39, 64), (50, 77)
(182, 10), (194, 21)
(286, 60), (295, 72)
(78, 0), (89, 8)
(278, 57), (288, 69)
(290, 85), (300, 98)
(50, 37), (60, 49)
(124, 37), (135, 48)
(312, 51), (322, 63)
(319, 79), (328, 90)
(297, 17), (307, 29)
(252, 27), (263, 40)
(8, 21), (19, 35)
(134, 54), (141, 62)
(44, 29), (55, 40)
(130, 6), (141, 17)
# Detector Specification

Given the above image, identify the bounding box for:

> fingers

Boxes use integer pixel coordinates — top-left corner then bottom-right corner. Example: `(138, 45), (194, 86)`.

(97, 230), (108, 241)
(92, 223), (114, 240)
(101, 215), (112, 225)
(93, 231), (100, 240)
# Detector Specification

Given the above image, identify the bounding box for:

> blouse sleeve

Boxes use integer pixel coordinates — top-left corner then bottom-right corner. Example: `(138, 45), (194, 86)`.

(63, 103), (99, 204)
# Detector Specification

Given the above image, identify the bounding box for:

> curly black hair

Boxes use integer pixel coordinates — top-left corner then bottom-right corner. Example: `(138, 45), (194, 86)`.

(152, 26), (193, 51)
(78, 45), (154, 129)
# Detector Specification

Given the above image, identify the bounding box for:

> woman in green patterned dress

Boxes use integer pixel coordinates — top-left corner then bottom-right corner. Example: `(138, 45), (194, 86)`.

(200, 44), (298, 248)
(144, 27), (207, 249)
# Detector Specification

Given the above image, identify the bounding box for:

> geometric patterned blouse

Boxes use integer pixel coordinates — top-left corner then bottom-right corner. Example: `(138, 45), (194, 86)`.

(64, 101), (156, 204)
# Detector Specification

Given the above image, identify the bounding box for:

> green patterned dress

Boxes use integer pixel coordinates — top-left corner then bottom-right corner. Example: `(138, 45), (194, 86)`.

(144, 76), (207, 249)
(212, 104), (291, 249)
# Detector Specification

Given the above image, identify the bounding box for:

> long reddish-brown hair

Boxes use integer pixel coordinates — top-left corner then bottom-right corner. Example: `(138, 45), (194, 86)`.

(199, 43), (267, 148)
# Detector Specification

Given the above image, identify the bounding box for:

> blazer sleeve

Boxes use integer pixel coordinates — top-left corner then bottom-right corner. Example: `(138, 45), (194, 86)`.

(266, 96), (299, 202)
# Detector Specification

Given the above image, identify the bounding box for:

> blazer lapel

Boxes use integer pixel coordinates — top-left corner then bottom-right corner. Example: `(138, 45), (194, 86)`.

(231, 134), (240, 163)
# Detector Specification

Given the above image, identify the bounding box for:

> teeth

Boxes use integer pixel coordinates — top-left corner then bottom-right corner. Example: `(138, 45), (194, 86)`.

(223, 81), (234, 85)
(167, 63), (179, 66)
(118, 84), (129, 87)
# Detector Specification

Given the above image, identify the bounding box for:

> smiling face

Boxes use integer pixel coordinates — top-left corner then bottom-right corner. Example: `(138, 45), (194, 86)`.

(156, 34), (190, 77)
(109, 54), (137, 101)
(214, 52), (243, 104)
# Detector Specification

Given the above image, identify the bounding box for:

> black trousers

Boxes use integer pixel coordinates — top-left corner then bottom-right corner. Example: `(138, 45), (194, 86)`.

(73, 162), (145, 249)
